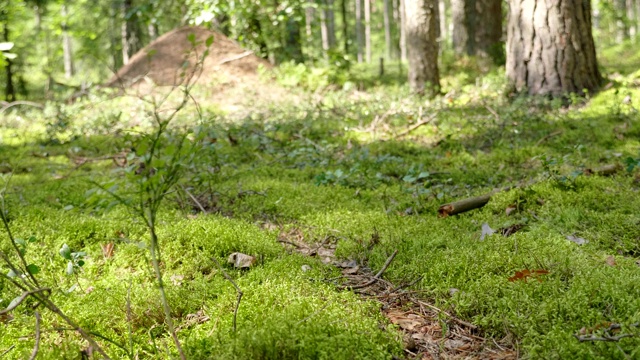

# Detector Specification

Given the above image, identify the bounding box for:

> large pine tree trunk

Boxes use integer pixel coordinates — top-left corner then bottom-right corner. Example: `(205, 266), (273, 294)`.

(405, 0), (440, 96)
(452, 0), (501, 60)
(506, 0), (601, 96)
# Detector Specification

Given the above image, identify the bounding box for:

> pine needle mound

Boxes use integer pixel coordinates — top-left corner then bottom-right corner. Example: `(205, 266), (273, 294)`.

(106, 26), (271, 88)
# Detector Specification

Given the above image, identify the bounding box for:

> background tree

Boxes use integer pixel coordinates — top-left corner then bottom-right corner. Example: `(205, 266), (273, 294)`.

(451, 0), (502, 62)
(506, 0), (601, 96)
(405, 0), (439, 96)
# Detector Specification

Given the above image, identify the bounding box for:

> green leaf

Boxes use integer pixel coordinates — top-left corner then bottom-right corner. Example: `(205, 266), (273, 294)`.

(8, 295), (22, 310)
(63, 205), (74, 211)
(187, 33), (196, 45)
(15, 238), (26, 247)
(66, 261), (75, 275)
(7, 269), (18, 278)
(3, 53), (17, 60)
(77, 260), (85, 267)
(28, 236), (37, 243)
(59, 244), (72, 260)
(26, 264), (40, 275)
(0, 42), (14, 51)
(205, 35), (214, 47)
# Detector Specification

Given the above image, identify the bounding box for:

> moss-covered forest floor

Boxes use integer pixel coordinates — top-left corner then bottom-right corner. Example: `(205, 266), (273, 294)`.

(2, 50), (640, 359)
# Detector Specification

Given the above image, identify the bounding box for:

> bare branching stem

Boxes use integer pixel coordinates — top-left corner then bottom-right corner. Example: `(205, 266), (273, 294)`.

(211, 257), (243, 332)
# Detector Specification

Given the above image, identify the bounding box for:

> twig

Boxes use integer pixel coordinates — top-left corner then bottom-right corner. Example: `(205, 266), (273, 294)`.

(181, 186), (207, 214)
(0, 101), (44, 115)
(387, 275), (423, 294)
(0, 345), (15, 357)
(416, 300), (478, 330)
(218, 51), (253, 65)
(394, 112), (438, 139)
(277, 239), (304, 248)
(342, 250), (398, 290)
(28, 311), (41, 360)
(535, 130), (563, 146)
(574, 334), (635, 342)
(296, 302), (332, 325)
(0, 288), (50, 315)
(211, 257), (243, 332)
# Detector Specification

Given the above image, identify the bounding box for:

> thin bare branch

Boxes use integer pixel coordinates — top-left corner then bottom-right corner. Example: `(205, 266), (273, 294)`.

(343, 250), (398, 290)
(0, 288), (50, 315)
(28, 311), (41, 360)
(211, 257), (243, 332)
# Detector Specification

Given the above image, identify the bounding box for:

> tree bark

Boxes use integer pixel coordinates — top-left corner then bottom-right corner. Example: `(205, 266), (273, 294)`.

(121, 0), (141, 65)
(626, 0), (637, 39)
(438, 0), (447, 45)
(2, 19), (15, 101)
(356, 0), (364, 62)
(452, 0), (501, 60)
(616, 0), (629, 42)
(341, 0), (349, 53)
(285, 17), (304, 62)
(384, 0), (392, 59)
(305, 0), (314, 39)
(506, 0), (601, 96)
(61, 4), (74, 78)
(399, 0), (407, 61)
(320, 0), (337, 51)
(405, 0), (440, 96)
(364, 0), (371, 62)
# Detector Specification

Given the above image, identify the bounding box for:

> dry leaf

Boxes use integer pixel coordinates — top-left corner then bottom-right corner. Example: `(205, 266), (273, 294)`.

(566, 235), (588, 245)
(505, 204), (517, 216)
(480, 223), (495, 241)
(171, 274), (185, 286)
(508, 269), (550, 282)
(301, 265), (311, 272)
(101, 242), (115, 258)
(449, 288), (460, 296)
(444, 339), (466, 350)
(386, 310), (423, 331)
(605, 255), (616, 267)
(227, 252), (256, 268)
(342, 266), (360, 275)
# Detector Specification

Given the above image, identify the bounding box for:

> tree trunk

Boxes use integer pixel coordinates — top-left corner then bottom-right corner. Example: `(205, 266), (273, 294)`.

(399, 0), (407, 61)
(3, 25), (15, 101)
(616, 0), (629, 42)
(405, 0), (440, 96)
(438, 0), (447, 45)
(452, 0), (501, 60)
(364, 0), (371, 62)
(121, 0), (141, 65)
(305, 0), (314, 39)
(61, 4), (74, 78)
(626, 0), (637, 39)
(506, 0), (601, 96)
(341, 0), (349, 53)
(384, 0), (392, 59)
(285, 17), (304, 62)
(356, 0), (364, 62)
(326, 0), (337, 48)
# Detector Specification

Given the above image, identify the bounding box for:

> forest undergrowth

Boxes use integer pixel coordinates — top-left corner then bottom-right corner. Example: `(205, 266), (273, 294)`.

(1, 54), (640, 359)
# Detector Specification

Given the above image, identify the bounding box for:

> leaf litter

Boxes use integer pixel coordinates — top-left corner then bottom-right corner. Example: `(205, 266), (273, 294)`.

(277, 225), (516, 359)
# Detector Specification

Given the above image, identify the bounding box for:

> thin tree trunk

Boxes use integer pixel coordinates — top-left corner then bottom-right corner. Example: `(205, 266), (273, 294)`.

(320, 2), (330, 51)
(61, 4), (74, 78)
(121, 0), (141, 65)
(305, 0), (314, 38)
(285, 16), (304, 62)
(616, 0), (629, 42)
(383, 0), (392, 59)
(626, 0), (637, 39)
(364, 0), (371, 62)
(593, 0), (600, 30)
(439, 0), (447, 44)
(356, 0), (364, 62)
(399, 0), (407, 61)
(109, 2), (122, 72)
(3, 20), (15, 101)
(341, 0), (349, 53)
(405, 0), (440, 96)
(326, 0), (337, 48)
(506, 0), (601, 96)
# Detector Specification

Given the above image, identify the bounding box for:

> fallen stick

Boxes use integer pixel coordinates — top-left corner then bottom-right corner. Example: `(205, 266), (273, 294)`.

(343, 250), (398, 290)
(219, 51), (253, 65)
(416, 300), (478, 330)
(438, 193), (494, 218)
(395, 112), (438, 139)
(584, 164), (621, 176)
